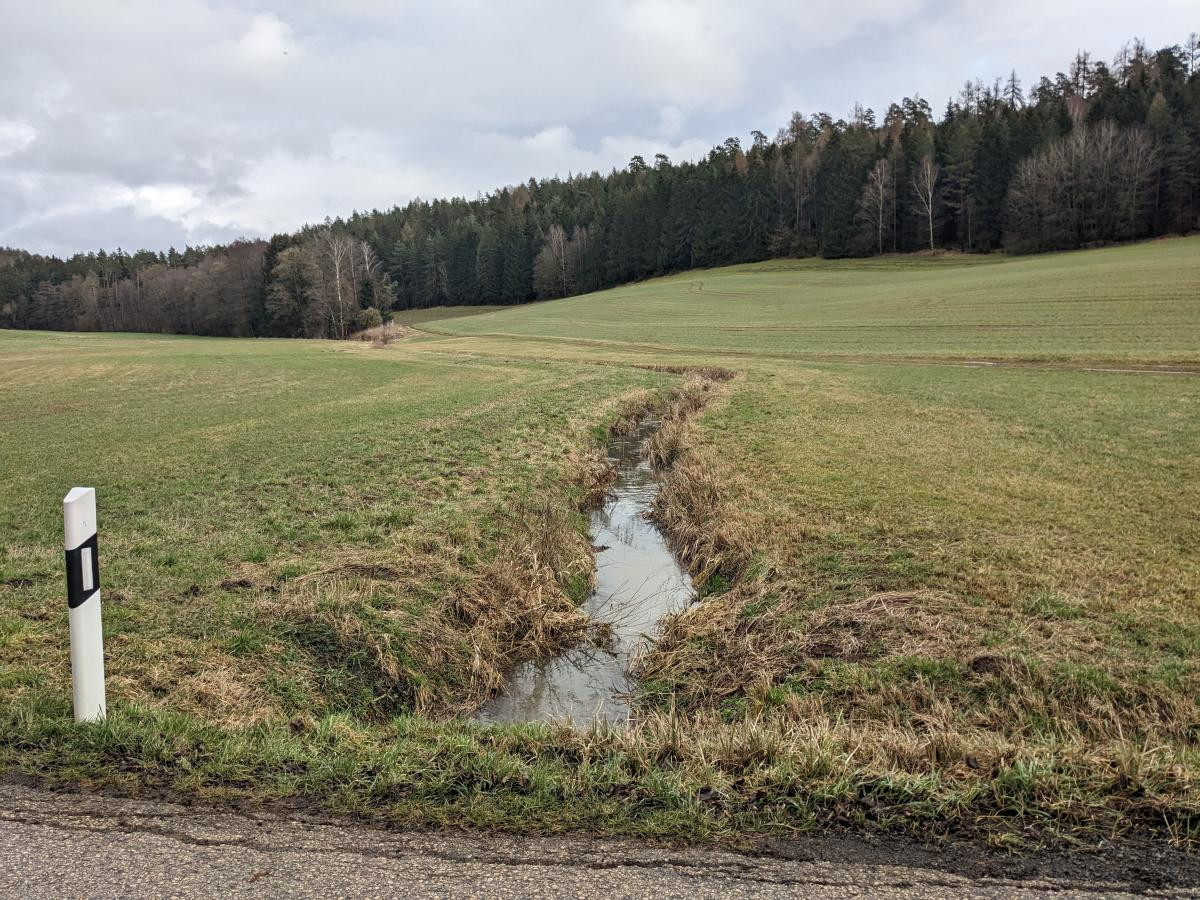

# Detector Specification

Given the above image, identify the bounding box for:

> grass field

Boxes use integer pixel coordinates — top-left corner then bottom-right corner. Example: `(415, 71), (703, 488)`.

(428, 237), (1200, 362)
(0, 330), (676, 723)
(2, 237), (1199, 847)
(388, 305), (510, 326)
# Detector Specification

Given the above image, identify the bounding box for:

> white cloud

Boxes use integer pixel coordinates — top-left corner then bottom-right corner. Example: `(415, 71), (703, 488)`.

(0, 120), (36, 156)
(203, 130), (437, 235)
(468, 126), (714, 184)
(132, 185), (205, 220)
(233, 13), (296, 66)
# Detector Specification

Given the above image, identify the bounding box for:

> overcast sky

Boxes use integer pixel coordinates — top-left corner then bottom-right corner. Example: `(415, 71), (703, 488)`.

(1, 1), (1195, 257)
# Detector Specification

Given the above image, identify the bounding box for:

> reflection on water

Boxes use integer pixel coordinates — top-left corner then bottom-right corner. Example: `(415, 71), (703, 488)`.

(474, 418), (694, 725)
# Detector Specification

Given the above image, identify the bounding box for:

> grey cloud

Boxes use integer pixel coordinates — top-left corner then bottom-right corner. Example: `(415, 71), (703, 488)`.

(0, 0), (1194, 255)
(3, 206), (253, 258)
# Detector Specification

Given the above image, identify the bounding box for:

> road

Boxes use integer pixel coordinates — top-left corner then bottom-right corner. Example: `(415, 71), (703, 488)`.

(1, 783), (1195, 898)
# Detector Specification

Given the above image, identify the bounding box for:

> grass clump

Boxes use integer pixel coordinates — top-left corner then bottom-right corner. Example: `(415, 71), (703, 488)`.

(349, 321), (412, 346)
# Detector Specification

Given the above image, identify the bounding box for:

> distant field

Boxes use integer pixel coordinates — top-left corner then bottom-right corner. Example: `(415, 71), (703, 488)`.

(2, 239), (1199, 846)
(428, 236), (1200, 361)
(388, 304), (509, 326)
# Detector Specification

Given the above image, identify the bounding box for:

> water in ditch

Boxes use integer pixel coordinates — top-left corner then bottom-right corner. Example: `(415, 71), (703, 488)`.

(474, 418), (695, 725)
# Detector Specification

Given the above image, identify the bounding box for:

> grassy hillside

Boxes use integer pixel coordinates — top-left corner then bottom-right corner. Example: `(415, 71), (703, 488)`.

(388, 305), (509, 326)
(2, 239), (1199, 847)
(428, 236), (1200, 362)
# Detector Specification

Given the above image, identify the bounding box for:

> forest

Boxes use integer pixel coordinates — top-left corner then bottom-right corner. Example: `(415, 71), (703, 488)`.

(2, 38), (1197, 338)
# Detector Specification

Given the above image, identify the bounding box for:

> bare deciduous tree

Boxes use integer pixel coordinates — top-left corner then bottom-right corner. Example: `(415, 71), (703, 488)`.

(546, 223), (569, 297)
(356, 240), (394, 312)
(532, 224), (589, 298)
(912, 154), (940, 251)
(314, 228), (357, 338)
(859, 158), (894, 255)
(1005, 121), (1159, 253)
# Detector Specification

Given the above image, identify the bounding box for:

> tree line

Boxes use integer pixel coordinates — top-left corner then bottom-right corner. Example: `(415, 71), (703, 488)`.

(2, 37), (1197, 337)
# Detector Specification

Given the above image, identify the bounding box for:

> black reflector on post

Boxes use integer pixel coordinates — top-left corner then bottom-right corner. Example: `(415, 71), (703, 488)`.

(65, 532), (100, 609)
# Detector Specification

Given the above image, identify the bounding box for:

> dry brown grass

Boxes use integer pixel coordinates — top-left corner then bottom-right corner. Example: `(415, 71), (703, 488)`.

(644, 374), (728, 467)
(349, 322), (412, 346)
(650, 456), (758, 584)
(567, 447), (617, 510)
(641, 588), (965, 704)
(634, 363), (738, 382)
(606, 388), (659, 436)
(104, 638), (289, 729)
(250, 498), (600, 720)
(584, 706), (1200, 845)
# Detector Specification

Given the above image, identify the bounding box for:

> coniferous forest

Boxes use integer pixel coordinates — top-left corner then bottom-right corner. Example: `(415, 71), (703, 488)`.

(2, 39), (1198, 338)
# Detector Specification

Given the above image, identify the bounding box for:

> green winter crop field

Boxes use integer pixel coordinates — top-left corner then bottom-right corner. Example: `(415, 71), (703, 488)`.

(1, 237), (1199, 848)
(427, 236), (1200, 362)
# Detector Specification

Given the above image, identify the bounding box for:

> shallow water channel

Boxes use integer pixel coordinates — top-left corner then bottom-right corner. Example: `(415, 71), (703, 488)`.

(475, 418), (695, 725)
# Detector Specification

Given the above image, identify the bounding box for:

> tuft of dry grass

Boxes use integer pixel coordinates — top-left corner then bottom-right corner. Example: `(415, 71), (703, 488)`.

(350, 322), (412, 346)
(567, 448), (617, 510)
(643, 375), (719, 468)
(635, 363), (738, 383)
(640, 588), (967, 706)
(606, 388), (659, 437)
(651, 455), (757, 587)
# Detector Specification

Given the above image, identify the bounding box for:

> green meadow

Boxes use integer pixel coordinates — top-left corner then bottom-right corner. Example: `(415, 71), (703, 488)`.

(428, 237), (1199, 361)
(2, 236), (1198, 847)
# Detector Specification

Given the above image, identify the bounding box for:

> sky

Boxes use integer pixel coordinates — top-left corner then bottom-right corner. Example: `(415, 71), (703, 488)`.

(0, 1), (1195, 257)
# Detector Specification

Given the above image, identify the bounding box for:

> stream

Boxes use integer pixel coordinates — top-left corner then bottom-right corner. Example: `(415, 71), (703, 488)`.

(474, 417), (695, 725)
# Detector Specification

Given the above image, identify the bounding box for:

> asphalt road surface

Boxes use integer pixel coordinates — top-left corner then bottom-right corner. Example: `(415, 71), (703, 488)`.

(2, 783), (1196, 898)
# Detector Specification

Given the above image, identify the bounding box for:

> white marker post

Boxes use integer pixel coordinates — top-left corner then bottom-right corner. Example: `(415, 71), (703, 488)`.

(63, 487), (106, 722)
